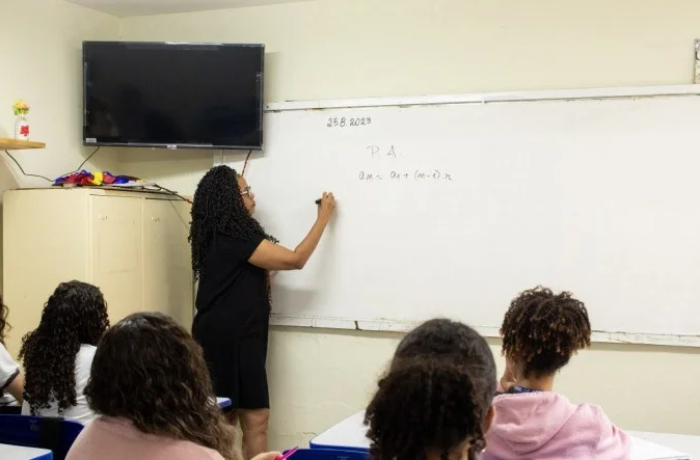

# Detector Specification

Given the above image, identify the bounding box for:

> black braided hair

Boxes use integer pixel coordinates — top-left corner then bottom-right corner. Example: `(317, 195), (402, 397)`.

(501, 286), (591, 378)
(189, 165), (277, 280)
(19, 281), (109, 414)
(366, 319), (496, 460)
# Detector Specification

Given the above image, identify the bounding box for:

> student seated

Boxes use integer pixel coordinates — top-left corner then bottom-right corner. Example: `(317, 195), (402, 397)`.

(483, 287), (630, 460)
(20, 281), (107, 424)
(0, 296), (23, 409)
(365, 319), (497, 460)
(67, 312), (280, 460)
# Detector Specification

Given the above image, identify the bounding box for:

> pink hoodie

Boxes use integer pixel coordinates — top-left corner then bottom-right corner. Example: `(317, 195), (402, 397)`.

(482, 391), (630, 460)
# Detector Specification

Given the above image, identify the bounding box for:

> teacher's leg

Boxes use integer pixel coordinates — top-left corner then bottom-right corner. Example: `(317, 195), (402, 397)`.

(225, 410), (239, 427)
(239, 408), (269, 459)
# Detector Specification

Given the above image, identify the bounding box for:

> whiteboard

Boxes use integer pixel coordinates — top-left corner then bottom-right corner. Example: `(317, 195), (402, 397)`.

(226, 86), (700, 347)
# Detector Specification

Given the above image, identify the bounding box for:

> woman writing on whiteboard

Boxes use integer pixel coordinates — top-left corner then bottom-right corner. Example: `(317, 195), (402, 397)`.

(189, 165), (335, 459)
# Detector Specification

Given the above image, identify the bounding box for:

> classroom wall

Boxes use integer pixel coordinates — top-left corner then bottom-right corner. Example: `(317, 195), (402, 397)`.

(0, 0), (121, 183)
(115, 0), (700, 448)
(0, 0), (120, 290)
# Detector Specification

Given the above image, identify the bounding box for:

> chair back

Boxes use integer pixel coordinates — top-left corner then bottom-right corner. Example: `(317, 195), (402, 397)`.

(0, 415), (83, 460)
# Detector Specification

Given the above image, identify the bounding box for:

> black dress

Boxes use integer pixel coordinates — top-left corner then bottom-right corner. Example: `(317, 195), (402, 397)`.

(192, 233), (270, 409)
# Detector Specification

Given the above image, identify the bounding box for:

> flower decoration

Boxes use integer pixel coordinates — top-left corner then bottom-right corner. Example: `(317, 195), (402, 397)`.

(12, 100), (30, 117)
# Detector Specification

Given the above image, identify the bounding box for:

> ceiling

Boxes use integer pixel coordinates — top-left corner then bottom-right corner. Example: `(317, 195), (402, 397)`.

(64, 0), (310, 17)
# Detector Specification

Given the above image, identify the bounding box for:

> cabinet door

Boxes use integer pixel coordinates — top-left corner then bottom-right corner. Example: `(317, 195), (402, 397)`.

(143, 198), (193, 329)
(2, 190), (90, 356)
(89, 195), (143, 323)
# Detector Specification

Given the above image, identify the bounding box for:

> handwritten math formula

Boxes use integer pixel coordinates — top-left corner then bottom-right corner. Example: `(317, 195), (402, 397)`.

(358, 144), (453, 182)
(358, 170), (454, 182)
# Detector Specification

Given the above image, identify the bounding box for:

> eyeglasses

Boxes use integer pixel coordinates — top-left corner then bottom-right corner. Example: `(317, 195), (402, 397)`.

(241, 186), (252, 196)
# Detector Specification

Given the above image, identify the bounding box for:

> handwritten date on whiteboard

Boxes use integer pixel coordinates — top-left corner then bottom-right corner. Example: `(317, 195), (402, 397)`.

(327, 117), (372, 128)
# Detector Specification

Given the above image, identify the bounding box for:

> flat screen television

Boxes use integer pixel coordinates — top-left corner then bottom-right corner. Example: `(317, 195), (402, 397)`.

(83, 41), (264, 150)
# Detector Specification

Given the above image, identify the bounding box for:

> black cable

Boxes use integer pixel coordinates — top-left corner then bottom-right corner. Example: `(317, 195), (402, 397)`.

(56, 146), (102, 180)
(3, 150), (54, 183)
(152, 184), (192, 204)
(75, 146), (102, 172)
(241, 149), (253, 176)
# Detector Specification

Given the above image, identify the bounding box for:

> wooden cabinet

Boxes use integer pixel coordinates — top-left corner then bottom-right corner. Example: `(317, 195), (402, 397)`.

(142, 197), (193, 328)
(2, 188), (193, 356)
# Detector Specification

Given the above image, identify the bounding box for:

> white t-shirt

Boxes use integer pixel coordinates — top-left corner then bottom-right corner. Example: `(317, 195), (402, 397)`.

(0, 342), (20, 405)
(22, 344), (97, 425)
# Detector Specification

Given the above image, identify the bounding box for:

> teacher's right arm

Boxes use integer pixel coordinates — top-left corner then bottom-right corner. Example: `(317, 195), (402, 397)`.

(248, 192), (336, 271)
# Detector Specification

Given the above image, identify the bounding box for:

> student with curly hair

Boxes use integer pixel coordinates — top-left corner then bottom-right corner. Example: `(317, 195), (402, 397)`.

(190, 165), (335, 457)
(483, 287), (630, 460)
(20, 281), (108, 424)
(0, 296), (23, 407)
(365, 319), (497, 460)
(66, 312), (280, 460)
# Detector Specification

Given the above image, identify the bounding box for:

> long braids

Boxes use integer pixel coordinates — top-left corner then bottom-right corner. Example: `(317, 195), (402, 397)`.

(189, 165), (277, 281)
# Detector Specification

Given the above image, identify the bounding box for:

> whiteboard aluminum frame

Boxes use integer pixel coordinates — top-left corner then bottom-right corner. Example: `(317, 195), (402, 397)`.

(265, 84), (700, 112)
(270, 314), (700, 348)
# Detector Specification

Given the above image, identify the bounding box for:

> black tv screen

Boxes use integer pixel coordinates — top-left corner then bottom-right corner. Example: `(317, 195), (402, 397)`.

(83, 41), (264, 150)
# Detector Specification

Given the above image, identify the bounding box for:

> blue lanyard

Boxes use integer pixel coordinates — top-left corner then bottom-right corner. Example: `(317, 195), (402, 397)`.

(506, 385), (543, 394)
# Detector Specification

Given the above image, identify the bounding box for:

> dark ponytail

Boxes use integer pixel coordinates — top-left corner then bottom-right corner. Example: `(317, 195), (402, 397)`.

(366, 356), (490, 460)
(366, 319), (496, 460)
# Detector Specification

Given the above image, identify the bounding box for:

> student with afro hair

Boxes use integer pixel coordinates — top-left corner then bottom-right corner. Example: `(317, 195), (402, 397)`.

(484, 287), (630, 460)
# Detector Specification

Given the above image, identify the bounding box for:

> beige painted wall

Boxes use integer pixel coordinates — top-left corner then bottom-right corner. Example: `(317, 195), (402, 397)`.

(117, 0), (700, 449)
(0, 0), (120, 186)
(0, 0), (120, 292)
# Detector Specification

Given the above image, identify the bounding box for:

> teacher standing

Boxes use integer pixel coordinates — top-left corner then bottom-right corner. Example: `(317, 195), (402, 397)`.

(189, 165), (335, 459)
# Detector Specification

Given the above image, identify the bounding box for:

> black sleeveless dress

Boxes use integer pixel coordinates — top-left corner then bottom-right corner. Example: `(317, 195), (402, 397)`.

(192, 233), (270, 409)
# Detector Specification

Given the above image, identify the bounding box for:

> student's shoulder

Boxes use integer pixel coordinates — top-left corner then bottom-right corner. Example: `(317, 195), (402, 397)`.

(218, 233), (265, 248)
(0, 342), (20, 377)
(0, 342), (17, 362)
(76, 344), (97, 367)
(171, 440), (225, 460)
(79, 343), (97, 355)
(567, 402), (630, 450)
(563, 400), (609, 426)
(214, 233), (265, 259)
(570, 401), (610, 421)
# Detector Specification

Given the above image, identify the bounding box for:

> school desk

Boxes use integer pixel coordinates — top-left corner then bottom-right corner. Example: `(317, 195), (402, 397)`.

(310, 411), (699, 459)
(310, 411), (367, 452)
(629, 432), (700, 459)
(0, 443), (53, 459)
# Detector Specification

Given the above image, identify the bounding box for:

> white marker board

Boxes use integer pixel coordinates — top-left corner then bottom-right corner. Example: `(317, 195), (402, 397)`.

(227, 86), (700, 347)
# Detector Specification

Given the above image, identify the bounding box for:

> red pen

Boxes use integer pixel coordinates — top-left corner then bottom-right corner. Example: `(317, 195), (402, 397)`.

(278, 447), (299, 460)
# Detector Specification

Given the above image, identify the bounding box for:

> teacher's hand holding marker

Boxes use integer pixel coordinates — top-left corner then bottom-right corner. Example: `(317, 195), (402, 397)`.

(316, 191), (336, 219)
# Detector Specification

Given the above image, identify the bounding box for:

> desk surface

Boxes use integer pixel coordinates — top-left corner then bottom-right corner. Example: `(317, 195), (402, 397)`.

(310, 411), (368, 450)
(0, 443), (53, 460)
(311, 411), (700, 459)
(629, 432), (700, 459)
